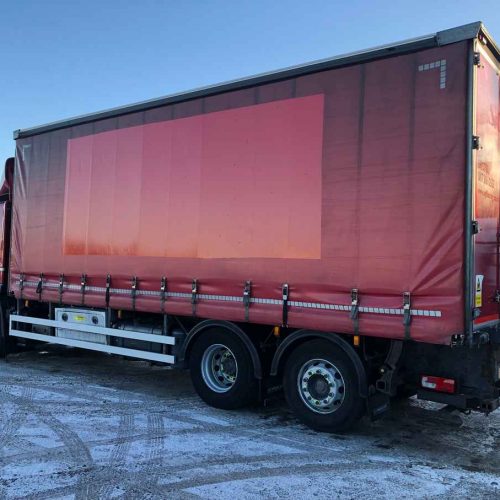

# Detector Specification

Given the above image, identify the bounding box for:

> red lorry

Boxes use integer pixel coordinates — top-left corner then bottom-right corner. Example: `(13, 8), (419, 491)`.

(1, 22), (500, 432)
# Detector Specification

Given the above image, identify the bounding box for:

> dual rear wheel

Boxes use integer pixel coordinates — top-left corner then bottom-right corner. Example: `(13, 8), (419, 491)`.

(283, 340), (365, 432)
(189, 331), (364, 432)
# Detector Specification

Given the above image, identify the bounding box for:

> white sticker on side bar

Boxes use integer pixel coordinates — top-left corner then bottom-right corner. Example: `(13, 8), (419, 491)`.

(475, 274), (484, 308)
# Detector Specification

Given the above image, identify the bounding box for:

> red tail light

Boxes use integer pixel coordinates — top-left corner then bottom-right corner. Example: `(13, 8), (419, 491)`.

(421, 375), (456, 394)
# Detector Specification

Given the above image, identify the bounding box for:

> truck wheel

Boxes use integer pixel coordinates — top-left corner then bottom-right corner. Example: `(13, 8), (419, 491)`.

(189, 329), (258, 410)
(0, 302), (10, 358)
(283, 339), (365, 432)
(0, 330), (6, 358)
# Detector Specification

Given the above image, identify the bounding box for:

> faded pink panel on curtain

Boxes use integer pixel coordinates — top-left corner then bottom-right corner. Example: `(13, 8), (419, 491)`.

(63, 94), (324, 259)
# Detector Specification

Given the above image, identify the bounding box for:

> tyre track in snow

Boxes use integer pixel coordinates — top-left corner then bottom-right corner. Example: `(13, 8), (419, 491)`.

(12, 454), (391, 500)
(0, 390), (93, 466)
(4, 382), (103, 404)
(0, 386), (33, 455)
(2, 349), (500, 499)
(0, 389), (94, 500)
(14, 453), (499, 500)
(148, 413), (166, 469)
(0, 385), (33, 499)
(38, 409), (313, 499)
(14, 396), (344, 499)
(3, 361), (143, 499)
(23, 404), (486, 500)
(80, 396), (136, 500)
(138, 412), (166, 499)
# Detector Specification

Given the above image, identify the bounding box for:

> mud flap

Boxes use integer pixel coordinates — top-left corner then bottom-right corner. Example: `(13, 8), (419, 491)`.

(366, 391), (391, 421)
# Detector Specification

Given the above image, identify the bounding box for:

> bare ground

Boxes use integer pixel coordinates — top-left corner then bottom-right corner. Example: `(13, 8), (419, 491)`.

(1, 346), (499, 499)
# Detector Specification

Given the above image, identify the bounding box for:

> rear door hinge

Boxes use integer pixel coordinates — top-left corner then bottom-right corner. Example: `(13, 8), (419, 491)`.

(451, 334), (465, 347)
(473, 51), (481, 66)
(472, 135), (481, 150)
(472, 220), (480, 235)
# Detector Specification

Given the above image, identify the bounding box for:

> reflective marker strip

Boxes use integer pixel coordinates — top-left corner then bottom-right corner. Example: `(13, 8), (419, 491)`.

(15, 280), (441, 318)
(418, 59), (447, 89)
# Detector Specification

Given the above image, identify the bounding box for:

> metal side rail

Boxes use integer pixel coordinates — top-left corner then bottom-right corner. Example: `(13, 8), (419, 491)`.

(9, 314), (176, 364)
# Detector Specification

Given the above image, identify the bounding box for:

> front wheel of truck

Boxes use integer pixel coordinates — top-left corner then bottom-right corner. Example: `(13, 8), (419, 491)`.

(0, 300), (11, 358)
(283, 339), (365, 432)
(189, 328), (259, 410)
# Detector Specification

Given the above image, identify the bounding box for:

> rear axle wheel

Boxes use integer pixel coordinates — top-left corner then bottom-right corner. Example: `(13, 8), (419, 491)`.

(283, 339), (365, 432)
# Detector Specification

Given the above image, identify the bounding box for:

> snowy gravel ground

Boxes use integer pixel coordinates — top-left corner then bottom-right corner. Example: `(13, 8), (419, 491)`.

(1, 347), (500, 499)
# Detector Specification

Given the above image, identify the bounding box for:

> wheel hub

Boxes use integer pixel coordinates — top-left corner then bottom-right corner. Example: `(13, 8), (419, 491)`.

(219, 351), (237, 383)
(297, 359), (345, 414)
(308, 374), (330, 399)
(201, 344), (238, 393)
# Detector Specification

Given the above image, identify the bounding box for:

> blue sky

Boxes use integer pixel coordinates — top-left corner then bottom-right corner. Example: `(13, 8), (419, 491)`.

(1, 0), (499, 163)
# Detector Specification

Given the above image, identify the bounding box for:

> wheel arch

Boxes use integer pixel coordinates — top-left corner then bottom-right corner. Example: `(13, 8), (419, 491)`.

(181, 319), (263, 379)
(271, 330), (368, 397)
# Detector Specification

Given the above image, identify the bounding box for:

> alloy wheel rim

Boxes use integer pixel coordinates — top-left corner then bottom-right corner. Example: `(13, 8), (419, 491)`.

(201, 344), (238, 393)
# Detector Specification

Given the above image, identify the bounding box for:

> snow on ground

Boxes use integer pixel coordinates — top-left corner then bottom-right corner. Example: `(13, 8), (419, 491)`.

(1, 347), (500, 499)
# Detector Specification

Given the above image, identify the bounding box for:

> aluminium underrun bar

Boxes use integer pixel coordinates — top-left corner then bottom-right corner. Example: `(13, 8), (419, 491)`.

(9, 314), (176, 364)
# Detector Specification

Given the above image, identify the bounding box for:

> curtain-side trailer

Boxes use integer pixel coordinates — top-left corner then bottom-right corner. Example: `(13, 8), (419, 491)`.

(1, 22), (500, 432)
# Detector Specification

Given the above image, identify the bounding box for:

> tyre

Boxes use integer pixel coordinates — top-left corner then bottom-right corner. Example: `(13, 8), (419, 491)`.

(189, 328), (259, 410)
(0, 301), (10, 358)
(0, 330), (6, 358)
(283, 339), (365, 432)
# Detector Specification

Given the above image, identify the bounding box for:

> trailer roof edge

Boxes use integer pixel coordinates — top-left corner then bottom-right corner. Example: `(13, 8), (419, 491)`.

(13, 21), (494, 140)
